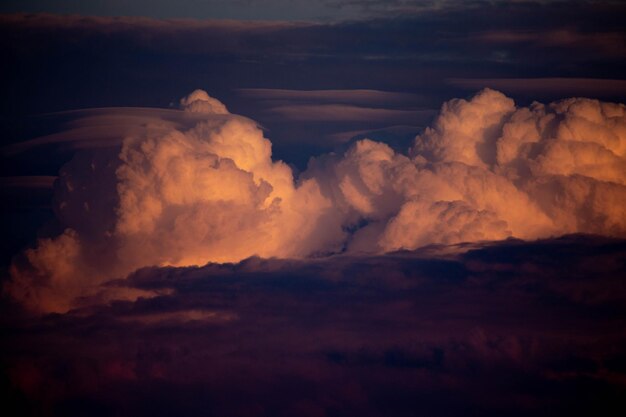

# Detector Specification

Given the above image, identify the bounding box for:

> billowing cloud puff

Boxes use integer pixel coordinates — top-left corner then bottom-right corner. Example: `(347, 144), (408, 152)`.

(114, 113), (340, 267)
(5, 89), (626, 313)
(413, 88), (516, 167)
(404, 89), (626, 240)
(179, 89), (230, 114)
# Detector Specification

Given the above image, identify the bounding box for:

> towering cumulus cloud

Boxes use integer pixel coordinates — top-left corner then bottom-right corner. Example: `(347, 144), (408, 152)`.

(5, 89), (626, 312)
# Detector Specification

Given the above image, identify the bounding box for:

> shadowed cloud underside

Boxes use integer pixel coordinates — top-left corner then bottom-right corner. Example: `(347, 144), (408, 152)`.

(2, 235), (626, 416)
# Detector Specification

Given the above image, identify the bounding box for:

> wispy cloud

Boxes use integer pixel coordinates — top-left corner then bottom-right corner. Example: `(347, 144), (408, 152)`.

(238, 88), (426, 106)
(447, 78), (626, 97)
(1, 108), (244, 155)
(0, 175), (56, 188)
(266, 104), (435, 122)
(471, 29), (626, 57)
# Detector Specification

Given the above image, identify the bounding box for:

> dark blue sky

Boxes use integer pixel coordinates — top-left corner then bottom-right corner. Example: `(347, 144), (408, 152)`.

(0, 0), (567, 21)
(4, 0), (408, 21)
(2, 2), (625, 165)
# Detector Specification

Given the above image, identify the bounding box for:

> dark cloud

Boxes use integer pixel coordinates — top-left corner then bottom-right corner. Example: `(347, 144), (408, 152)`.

(2, 235), (626, 416)
(265, 104), (435, 122)
(238, 89), (427, 106)
(0, 176), (56, 189)
(447, 78), (626, 98)
(2, 5), (626, 113)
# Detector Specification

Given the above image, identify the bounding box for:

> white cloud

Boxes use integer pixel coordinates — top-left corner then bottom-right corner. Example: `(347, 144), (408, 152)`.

(6, 88), (626, 313)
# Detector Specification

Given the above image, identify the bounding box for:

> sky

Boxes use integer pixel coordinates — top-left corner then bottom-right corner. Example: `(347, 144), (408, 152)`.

(0, 0), (584, 21)
(1, 1), (626, 416)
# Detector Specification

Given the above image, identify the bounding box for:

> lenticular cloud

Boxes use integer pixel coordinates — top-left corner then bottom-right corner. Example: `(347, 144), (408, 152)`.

(6, 88), (626, 312)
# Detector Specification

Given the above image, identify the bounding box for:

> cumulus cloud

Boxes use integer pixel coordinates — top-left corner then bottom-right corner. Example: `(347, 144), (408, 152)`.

(179, 89), (230, 114)
(5, 88), (626, 313)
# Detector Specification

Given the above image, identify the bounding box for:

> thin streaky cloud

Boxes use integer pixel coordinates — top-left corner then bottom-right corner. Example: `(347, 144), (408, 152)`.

(447, 78), (626, 96)
(1, 108), (247, 155)
(266, 104), (436, 122)
(327, 125), (423, 143)
(0, 176), (57, 189)
(238, 88), (426, 105)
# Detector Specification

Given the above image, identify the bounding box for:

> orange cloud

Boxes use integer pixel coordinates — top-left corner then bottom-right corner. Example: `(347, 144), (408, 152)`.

(5, 88), (626, 313)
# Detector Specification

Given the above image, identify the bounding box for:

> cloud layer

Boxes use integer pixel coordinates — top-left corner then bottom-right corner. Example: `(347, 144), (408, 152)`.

(3, 236), (626, 416)
(5, 88), (626, 312)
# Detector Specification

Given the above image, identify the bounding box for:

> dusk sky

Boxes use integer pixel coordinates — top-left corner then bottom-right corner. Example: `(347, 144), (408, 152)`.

(1, 1), (626, 416)
(1, 0), (589, 21)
